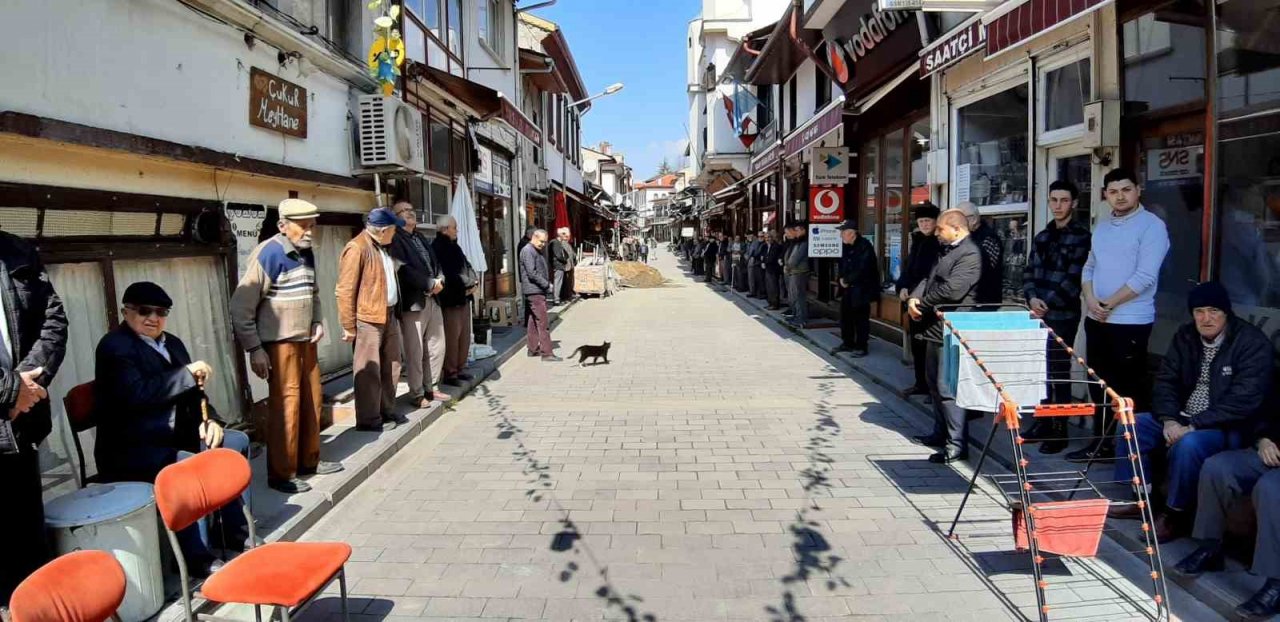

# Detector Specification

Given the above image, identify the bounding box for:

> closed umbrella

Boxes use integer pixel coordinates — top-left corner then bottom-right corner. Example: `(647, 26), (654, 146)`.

(450, 176), (488, 275)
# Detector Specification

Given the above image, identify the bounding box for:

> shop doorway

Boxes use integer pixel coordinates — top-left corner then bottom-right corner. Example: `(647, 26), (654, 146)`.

(1041, 147), (1094, 229)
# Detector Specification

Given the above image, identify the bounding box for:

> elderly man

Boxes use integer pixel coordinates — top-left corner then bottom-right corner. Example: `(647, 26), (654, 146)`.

(0, 230), (66, 612)
(520, 229), (560, 361)
(896, 203), (941, 397)
(748, 231), (765, 299)
(955, 201), (1004, 306)
(784, 224), (811, 328)
(551, 227), (574, 305)
(764, 230), (785, 310)
(701, 233), (719, 284)
(231, 198), (341, 494)
(1110, 282), (1272, 541)
(908, 209), (983, 464)
(1174, 411), (1280, 619)
(337, 207), (408, 433)
(389, 202), (448, 408)
(96, 282), (249, 575)
(836, 220), (878, 357)
(432, 215), (477, 385)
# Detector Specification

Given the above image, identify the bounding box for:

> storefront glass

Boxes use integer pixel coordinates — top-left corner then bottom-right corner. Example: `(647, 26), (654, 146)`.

(908, 120), (930, 253)
(955, 85), (1030, 213)
(1044, 59), (1090, 132)
(1122, 9), (1207, 115)
(1216, 0), (1280, 352)
(883, 128), (905, 287)
(861, 140), (879, 252)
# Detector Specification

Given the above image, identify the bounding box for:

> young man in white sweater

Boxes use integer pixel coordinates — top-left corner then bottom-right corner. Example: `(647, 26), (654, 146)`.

(1067, 168), (1171, 463)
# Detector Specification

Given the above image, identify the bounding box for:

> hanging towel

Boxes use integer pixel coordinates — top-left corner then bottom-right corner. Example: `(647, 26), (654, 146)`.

(1012, 499), (1110, 558)
(953, 328), (1047, 411)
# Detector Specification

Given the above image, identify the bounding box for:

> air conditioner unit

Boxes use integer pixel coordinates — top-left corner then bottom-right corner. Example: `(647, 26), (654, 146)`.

(356, 95), (425, 173)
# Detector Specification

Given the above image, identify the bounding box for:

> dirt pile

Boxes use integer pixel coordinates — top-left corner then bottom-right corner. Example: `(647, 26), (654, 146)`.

(613, 261), (666, 288)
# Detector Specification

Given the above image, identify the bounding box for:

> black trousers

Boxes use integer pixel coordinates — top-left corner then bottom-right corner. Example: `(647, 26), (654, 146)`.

(1084, 318), (1152, 436)
(909, 320), (928, 389)
(0, 449), (49, 605)
(841, 295), (870, 350)
(1044, 317), (1081, 406)
(924, 341), (968, 452)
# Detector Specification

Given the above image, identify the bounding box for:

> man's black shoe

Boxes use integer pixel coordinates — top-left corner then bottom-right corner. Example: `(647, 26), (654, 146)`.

(1040, 438), (1068, 454)
(1171, 544), (1224, 578)
(1065, 440), (1115, 463)
(355, 422), (387, 433)
(456, 372), (475, 381)
(852, 349), (869, 358)
(441, 376), (463, 386)
(268, 478), (313, 494)
(299, 461), (344, 477)
(904, 385), (929, 397)
(1237, 579), (1280, 620)
(542, 355), (564, 362)
(929, 448), (969, 464)
(384, 412), (409, 426)
(834, 344), (855, 353)
(911, 434), (946, 448)
(1020, 421), (1053, 444)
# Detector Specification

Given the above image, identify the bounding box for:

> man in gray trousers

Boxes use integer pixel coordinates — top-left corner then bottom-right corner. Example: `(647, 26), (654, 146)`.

(784, 223), (810, 328)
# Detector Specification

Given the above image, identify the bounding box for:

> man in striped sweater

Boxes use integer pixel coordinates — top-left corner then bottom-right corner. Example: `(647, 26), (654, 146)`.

(231, 198), (343, 494)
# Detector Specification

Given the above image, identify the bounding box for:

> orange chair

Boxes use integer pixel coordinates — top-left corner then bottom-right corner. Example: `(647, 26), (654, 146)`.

(10, 550), (125, 622)
(154, 449), (351, 622)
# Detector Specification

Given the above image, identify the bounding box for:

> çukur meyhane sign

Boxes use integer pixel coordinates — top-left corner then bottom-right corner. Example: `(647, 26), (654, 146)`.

(249, 67), (308, 139)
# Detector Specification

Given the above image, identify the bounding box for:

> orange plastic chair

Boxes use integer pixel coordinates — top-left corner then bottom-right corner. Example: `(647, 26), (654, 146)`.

(10, 550), (125, 622)
(62, 382), (97, 487)
(154, 448), (351, 622)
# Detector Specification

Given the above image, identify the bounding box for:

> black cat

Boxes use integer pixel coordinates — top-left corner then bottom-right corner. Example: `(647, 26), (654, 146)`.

(570, 342), (611, 365)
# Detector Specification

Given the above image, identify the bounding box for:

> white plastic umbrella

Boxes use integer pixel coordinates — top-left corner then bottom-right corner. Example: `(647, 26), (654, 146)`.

(449, 176), (488, 275)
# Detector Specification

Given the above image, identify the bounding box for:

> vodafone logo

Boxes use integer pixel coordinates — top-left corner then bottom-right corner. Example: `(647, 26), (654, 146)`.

(808, 186), (844, 223)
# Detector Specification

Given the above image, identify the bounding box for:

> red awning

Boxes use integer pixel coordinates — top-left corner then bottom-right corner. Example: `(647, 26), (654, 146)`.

(405, 62), (501, 117)
(985, 0), (1111, 58)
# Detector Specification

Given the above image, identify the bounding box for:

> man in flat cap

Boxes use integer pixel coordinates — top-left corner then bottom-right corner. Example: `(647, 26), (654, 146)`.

(337, 207), (409, 432)
(836, 219), (878, 357)
(231, 198), (342, 494)
(96, 281), (249, 576)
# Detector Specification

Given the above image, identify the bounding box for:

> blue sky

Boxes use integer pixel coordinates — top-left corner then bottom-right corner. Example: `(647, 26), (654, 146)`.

(532, 0), (695, 181)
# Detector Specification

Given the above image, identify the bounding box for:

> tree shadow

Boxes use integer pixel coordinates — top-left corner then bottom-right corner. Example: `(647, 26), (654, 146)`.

(766, 381), (851, 622)
(474, 384), (659, 622)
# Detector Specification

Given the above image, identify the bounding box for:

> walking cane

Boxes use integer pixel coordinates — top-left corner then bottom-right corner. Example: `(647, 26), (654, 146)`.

(197, 374), (232, 554)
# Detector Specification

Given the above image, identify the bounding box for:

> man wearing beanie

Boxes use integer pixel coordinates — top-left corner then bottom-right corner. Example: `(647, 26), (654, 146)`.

(896, 202), (941, 395)
(337, 207), (410, 434)
(1110, 281), (1272, 542)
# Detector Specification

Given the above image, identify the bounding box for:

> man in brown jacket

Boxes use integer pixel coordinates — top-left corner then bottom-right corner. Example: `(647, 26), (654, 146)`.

(336, 207), (408, 432)
(231, 198), (343, 494)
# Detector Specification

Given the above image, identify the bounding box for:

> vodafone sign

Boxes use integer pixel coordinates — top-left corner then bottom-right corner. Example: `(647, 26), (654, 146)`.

(809, 187), (844, 224)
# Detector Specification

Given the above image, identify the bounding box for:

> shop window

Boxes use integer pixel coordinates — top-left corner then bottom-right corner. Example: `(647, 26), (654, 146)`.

(1122, 7), (1206, 115)
(861, 140), (880, 251)
(883, 128), (905, 287)
(955, 84), (1030, 213)
(429, 120), (450, 174)
(908, 120), (931, 249)
(1043, 59), (1090, 134)
(1215, 0), (1280, 349)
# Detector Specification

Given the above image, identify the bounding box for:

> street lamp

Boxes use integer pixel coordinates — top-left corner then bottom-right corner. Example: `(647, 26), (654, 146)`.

(562, 82), (623, 255)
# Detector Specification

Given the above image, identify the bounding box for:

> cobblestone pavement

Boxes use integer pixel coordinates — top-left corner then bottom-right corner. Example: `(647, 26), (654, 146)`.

(298, 250), (1191, 622)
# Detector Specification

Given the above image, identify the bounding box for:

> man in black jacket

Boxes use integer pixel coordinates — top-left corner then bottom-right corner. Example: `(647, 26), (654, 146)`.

(717, 231), (732, 287)
(551, 227), (574, 305)
(764, 230), (785, 309)
(701, 234), (719, 284)
(1110, 282), (1272, 541)
(432, 216), (477, 386)
(390, 202), (448, 407)
(0, 231), (67, 609)
(95, 281), (249, 576)
(956, 201), (1004, 305)
(908, 209), (983, 464)
(520, 229), (560, 361)
(836, 220), (879, 357)
(896, 203), (941, 395)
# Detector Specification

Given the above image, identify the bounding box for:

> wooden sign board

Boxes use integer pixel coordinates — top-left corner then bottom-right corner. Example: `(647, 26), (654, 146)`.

(249, 67), (308, 139)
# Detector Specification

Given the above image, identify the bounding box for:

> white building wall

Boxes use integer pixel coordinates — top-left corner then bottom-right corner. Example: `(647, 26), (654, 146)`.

(0, 0), (358, 178)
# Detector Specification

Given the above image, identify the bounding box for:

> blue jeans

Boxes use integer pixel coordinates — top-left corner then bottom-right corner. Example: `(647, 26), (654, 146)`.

(1115, 413), (1244, 510)
(176, 430), (251, 563)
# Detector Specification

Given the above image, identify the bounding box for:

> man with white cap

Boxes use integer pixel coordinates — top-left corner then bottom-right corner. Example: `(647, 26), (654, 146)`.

(231, 198), (342, 494)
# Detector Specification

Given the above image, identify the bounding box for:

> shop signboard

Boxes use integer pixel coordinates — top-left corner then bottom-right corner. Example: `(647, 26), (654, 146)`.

(1146, 145), (1203, 182)
(808, 224), (842, 258)
(810, 147), (850, 186)
(785, 99), (846, 157)
(249, 67), (307, 139)
(880, 0), (924, 8)
(809, 186), (845, 223)
(226, 204), (266, 280)
(474, 145), (495, 195)
(818, 0), (921, 97)
(919, 19), (986, 77)
(681, 226), (695, 238)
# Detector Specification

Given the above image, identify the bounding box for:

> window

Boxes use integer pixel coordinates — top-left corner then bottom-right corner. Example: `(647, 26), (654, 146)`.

(883, 128), (905, 285)
(446, 0), (462, 57)
(955, 84), (1029, 213)
(1122, 7), (1206, 115)
(429, 119), (451, 174)
(479, 0), (504, 58)
(757, 85), (773, 129)
(861, 140), (879, 252)
(815, 68), (831, 109)
(1043, 58), (1090, 134)
(404, 0), (462, 75)
(787, 77), (798, 132)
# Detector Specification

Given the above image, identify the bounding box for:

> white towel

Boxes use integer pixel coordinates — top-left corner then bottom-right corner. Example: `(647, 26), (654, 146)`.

(954, 329), (1048, 412)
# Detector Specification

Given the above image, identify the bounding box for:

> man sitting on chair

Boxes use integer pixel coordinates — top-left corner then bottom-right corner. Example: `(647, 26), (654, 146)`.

(1110, 282), (1272, 542)
(94, 282), (250, 577)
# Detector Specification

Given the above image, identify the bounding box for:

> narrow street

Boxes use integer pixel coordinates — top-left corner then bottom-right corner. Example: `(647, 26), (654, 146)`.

(295, 251), (1181, 622)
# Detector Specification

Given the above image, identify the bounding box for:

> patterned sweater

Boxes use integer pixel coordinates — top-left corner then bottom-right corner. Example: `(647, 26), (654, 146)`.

(230, 233), (322, 351)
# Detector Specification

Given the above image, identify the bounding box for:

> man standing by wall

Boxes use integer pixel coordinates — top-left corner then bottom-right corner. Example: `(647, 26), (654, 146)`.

(1068, 168), (1171, 462)
(701, 233), (719, 284)
(0, 229), (66, 611)
(784, 224), (811, 329)
(231, 199), (340, 493)
(896, 203), (940, 396)
(390, 202), (448, 408)
(765, 230), (785, 310)
(520, 230), (560, 362)
(718, 231), (731, 288)
(336, 207), (408, 433)
(956, 201), (1004, 305)
(551, 227), (574, 306)
(836, 220), (879, 357)
(1020, 181), (1092, 454)
(432, 216), (476, 387)
(908, 210), (983, 464)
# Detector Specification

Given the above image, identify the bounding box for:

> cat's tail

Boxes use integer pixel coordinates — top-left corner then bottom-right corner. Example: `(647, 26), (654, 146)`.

(569, 346), (583, 357)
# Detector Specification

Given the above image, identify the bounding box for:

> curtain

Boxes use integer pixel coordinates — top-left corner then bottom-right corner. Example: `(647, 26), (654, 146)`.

(40, 262), (109, 493)
(313, 225), (354, 374)
(112, 257), (241, 422)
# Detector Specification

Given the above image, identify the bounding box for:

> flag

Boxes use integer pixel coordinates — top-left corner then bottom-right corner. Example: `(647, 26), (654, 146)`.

(722, 81), (761, 149)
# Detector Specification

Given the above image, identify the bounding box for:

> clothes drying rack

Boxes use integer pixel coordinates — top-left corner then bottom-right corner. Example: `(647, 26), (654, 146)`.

(934, 308), (1171, 622)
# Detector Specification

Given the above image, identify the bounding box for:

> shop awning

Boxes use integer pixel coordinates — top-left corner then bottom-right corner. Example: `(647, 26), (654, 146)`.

(853, 64), (917, 114)
(722, 23), (777, 83)
(495, 97), (541, 144)
(983, 0), (1111, 59)
(783, 95), (846, 157)
(406, 62), (501, 118)
(743, 4), (824, 86)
